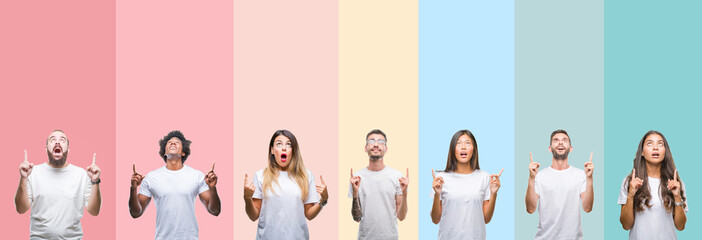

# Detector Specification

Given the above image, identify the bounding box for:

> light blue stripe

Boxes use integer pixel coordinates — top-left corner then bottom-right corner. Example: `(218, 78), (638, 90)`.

(419, 1), (514, 239)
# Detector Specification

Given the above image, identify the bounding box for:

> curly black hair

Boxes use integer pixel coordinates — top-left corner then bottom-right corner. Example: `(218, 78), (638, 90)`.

(158, 130), (192, 163)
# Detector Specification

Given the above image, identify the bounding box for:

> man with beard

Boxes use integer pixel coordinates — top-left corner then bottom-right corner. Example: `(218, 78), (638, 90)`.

(14, 130), (102, 239)
(525, 129), (594, 240)
(129, 130), (220, 240)
(349, 129), (408, 240)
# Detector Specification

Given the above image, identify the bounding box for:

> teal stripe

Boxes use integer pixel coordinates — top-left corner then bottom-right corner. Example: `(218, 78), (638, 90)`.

(604, 1), (702, 238)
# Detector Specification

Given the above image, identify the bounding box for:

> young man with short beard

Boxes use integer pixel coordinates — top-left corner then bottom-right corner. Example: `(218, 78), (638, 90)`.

(349, 129), (409, 240)
(15, 130), (102, 239)
(525, 129), (595, 240)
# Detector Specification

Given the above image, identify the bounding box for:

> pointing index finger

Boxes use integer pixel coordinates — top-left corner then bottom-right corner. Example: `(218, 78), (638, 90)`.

(498, 168), (504, 177)
(92, 153), (96, 165)
(530, 152), (533, 163)
(406, 168), (409, 178)
(589, 152), (593, 163)
(211, 162), (215, 172)
(320, 175), (325, 185)
(24, 149), (28, 162)
(133, 163), (136, 174)
(350, 168), (353, 178)
(432, 168), (436, 179)
(674, 169), (678, 181)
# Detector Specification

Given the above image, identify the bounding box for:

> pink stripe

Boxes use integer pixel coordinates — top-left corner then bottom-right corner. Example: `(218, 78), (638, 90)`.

(234, 0), (339, 238)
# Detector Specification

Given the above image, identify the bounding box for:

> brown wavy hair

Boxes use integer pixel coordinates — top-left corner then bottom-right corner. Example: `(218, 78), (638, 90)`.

(626, 130), (686, 212)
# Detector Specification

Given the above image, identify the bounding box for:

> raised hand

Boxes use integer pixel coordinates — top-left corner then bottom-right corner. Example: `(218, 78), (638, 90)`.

(667, 169), (681, 197)
(490, 168), (504, 194)
(584, 152), (594, 178)
(316, 175), (329, 202)
(350, 168), (361, 196)
(431, 168), (444, 194)
(131, 163), (144, 188)
(86, 153), (101, 182)
(628, 168), (643, 196)
(19, 150), (34, 178)
(205, 162), (218, 188)
(243, 173), (255, 200)
(529, 152), (540, 179)
(399, 168), (409, 194)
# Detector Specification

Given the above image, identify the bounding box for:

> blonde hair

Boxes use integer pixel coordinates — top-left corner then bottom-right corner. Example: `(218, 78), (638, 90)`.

(262, 130), (309, 201)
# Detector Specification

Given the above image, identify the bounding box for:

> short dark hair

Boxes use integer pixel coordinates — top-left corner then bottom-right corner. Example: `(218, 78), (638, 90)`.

(366, 129), (387, 144)
(550, 129), (570, 145)
(159, 130), (192, 163)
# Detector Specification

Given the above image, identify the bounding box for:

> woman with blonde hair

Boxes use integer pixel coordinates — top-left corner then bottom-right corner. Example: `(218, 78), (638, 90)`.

(243, 130), (328, 240)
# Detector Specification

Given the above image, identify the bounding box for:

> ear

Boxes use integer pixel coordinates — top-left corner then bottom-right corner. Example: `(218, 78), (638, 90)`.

(181, 152), (185, 156)
(569, 146), (573, 152)
(66, 147), (70, 153)
(548, 146), (552, 153)
(384, 145), (389, 152)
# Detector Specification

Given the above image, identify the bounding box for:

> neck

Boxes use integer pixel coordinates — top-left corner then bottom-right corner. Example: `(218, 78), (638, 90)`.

(550, 158), (570, 170)
(367, 158), (385, 171)
(166, 158), (184, 170)
(455, 162), (474, 174)
(645, 161), (661, 178)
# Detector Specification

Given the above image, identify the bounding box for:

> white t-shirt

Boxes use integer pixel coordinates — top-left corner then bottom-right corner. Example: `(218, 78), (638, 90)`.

(434, 170), (491, 240)
(534, 166), (587, 240)
(347, 166), (403, 240)
(27, 163), (92, 240)
(139, 165), (209, 240)
(617, 176), (688, 240)
(252, 169), (319, 240)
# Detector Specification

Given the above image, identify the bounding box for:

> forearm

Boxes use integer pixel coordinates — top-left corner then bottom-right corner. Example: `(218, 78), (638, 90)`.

(673, 196), (686, 230)
(525, 178), (537, 213)
(207, 187), (221, 216)
(582, 178), (594, 212)
(397, 194), (408, 221)
(244, 198), (260, 221)
(351, 195), (362, 222)
(86, 184), (101, 216)
(305, 203), (323, 220)
(430, 194), (441, 224)
(128, 187), (143, 218)
(14, 177), (30, 214)
(620, 196), (635, 230)
(483, 193), (497, 223)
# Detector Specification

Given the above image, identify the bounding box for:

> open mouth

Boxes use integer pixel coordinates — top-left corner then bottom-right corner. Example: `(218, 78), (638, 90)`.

(53, 147), (62, 154)
(460, 152), (468, 157)
(280, 153), (287, 162)
(652, 153), (660, 158)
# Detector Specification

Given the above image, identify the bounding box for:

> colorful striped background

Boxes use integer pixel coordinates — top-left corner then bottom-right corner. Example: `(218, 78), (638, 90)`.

(2, 0), (700, 239)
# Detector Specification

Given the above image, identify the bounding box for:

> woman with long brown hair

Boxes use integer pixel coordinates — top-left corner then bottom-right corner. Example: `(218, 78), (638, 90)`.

(619, 130), (687, 239)
(243, 130), (328, 240)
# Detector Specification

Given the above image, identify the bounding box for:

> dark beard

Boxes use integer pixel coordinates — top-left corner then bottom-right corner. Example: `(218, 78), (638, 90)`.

(47, 150), (68, 167)
(369, 155), (381, 161)
(552, 149), (569, 161)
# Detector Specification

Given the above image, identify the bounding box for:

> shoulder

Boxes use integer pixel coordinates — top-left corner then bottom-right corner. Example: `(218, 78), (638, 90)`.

(474, 169), (490, 177)
(184, 165), (204, 175)
(569, 166), (585, 176)
(385, 166), (402, 177)
(254, 169), (265, 179)
(67, 164), (87, 175)
(144, 166), (165, 179)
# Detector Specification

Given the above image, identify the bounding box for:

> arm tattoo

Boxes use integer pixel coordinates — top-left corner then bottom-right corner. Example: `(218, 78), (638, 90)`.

(352, 196), (362, 222)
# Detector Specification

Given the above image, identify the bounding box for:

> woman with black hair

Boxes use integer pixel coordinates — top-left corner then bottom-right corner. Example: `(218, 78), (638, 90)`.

(429, 130), (503, 240)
